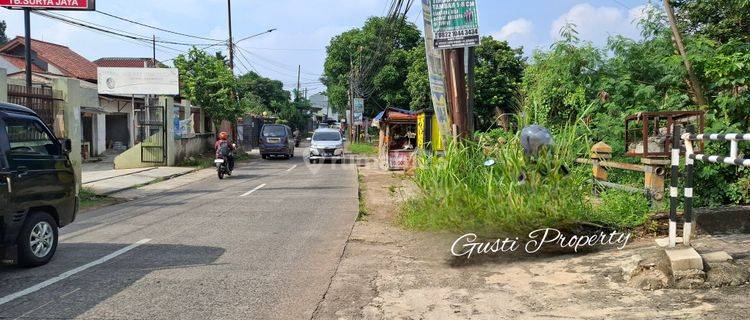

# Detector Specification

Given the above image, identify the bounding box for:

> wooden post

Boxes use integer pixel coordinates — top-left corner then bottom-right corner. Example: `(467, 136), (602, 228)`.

(591, 142), (613, 182)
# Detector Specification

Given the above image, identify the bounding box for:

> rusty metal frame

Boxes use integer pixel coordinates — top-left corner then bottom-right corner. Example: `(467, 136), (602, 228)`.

(624, 111), (705, 158)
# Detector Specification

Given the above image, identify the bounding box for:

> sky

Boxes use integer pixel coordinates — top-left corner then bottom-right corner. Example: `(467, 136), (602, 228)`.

(1, 0), (651, 94)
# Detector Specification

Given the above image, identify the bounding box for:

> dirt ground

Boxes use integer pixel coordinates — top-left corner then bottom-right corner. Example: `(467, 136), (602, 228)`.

(312, 166), (750, 320)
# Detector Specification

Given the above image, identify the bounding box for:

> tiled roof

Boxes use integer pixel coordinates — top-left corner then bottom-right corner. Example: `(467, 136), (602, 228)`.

(0, 53), (45, 73)
(94, 57), (160, 68)
(0, 37), (99, 81)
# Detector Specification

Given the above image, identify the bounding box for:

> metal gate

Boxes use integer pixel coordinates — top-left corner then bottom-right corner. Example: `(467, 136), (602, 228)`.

(137, 98), (167, 163)
(7, 84), (60, 129)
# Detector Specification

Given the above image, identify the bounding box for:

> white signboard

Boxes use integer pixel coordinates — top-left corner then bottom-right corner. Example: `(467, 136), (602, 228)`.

(97, 67), (179, 95)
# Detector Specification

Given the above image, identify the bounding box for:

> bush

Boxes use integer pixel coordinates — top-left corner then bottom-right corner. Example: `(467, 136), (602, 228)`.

(593, 190), (650, 229)
(403, 123), (611, 236)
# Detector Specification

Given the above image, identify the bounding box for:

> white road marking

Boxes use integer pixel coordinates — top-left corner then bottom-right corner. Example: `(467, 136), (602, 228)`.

(285, 165), (298, 172)
(241, 184), (266, 197)
(0, 239), (151, 306)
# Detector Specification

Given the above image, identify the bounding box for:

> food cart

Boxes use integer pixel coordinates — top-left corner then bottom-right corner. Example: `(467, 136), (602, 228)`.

(373, 107), (418, 170)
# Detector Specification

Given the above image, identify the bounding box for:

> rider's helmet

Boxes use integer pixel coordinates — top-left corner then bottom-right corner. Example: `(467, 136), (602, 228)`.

(219, 132), (229, 141)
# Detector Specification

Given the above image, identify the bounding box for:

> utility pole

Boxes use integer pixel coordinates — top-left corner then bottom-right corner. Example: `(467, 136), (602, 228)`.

(23, 8), (32, 107)
(663, 0), (707, 106)
(152, 35), (156, 68)
(442, 48), (469, 138)
(466, 47), (476, 133)
(227, 0), (234, 73)
(296, 65), (302, 100)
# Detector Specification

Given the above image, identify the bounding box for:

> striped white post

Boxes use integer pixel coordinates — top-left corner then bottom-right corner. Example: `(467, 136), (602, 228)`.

(679, 130), (750, 247)
(669, 126), (681, 248)
(682, 126), (696, 246)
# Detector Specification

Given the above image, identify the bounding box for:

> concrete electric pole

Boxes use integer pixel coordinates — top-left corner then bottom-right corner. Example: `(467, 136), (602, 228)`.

(227, 0), (234, 73)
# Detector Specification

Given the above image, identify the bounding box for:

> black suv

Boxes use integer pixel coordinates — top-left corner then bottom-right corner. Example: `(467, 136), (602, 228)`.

(0, 102), (76, 267)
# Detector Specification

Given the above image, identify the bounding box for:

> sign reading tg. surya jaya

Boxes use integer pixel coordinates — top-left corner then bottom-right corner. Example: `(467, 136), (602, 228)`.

(0, 0), (95, 10)
(429, 0), (480, 50)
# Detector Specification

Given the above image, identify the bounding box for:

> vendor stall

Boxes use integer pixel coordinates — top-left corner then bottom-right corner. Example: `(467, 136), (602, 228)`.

(373, 107), (418, 170)
(416, 110), (444, 154)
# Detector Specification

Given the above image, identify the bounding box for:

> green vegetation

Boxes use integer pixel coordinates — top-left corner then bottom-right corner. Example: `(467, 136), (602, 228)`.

(357, 173), (368, 221)
(175, 48), (311, 133)
(348, 142), (378, 156)
(79, 188), (120, 212)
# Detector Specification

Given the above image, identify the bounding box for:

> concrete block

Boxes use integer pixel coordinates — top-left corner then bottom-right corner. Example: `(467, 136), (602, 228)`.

(655, 237), (683, 247)
(701, 251), (733, 263)
(665, 247), (704, 272)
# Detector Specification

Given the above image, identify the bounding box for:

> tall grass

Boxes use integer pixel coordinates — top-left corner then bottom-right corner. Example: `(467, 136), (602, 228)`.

(402, 113), (650, 236)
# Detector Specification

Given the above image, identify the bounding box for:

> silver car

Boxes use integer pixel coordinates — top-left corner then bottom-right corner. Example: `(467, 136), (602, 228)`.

(307, 128), (345, 163)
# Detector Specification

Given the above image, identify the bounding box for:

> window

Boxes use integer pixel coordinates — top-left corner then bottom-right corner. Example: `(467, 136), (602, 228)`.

(5, 117), (58, 156)
(262, 125), (287, 137)
(313, 132), (342, 142)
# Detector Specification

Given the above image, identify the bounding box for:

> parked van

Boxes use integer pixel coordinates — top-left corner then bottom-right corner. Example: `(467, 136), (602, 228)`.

(259, 124), (295, 159)
(0, 102), (77, 267)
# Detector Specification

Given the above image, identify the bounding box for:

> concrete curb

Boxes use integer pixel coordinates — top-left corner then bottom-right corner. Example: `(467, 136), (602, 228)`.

(82, 167), (156, 185)
(88, 167), (203, 196)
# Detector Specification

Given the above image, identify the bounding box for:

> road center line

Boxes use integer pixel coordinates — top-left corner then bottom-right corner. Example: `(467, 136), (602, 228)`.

(0, 239), (151, 306)
(241, 183), (266, 197)
(285, 165), (298, 172)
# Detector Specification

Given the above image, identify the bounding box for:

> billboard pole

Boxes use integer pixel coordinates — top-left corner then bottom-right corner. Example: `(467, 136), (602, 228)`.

(23, 8), (32, 106)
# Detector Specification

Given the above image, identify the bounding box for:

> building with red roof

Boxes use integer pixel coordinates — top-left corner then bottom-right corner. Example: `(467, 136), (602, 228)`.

(0, 36), (98, 82)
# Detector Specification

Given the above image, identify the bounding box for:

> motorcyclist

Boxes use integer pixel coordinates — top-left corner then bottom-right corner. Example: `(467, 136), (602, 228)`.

(215, 132), (236, 172)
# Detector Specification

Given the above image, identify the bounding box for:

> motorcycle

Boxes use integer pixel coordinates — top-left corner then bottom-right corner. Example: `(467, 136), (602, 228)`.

(215, 143), (236, 179)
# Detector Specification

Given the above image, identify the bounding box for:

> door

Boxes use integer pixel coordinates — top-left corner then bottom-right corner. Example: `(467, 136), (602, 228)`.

(138, 99), (166, 163)
(0, 142), (11, 218)
(1, 115), (74, 208)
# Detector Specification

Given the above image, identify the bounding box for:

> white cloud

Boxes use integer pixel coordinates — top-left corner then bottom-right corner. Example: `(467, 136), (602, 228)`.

(550, 3), (643, 45)
(494, 18), (533, 40)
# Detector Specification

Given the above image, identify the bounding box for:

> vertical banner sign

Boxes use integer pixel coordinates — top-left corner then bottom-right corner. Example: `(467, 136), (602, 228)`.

(429, 0), (480, 49)
(422, 0), (452, 142)
(353, 98), (364, 124)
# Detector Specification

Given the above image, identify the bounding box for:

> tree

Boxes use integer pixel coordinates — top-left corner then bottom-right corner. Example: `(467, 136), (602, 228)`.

(673, 0), (750, 43)
(0, 21), (7, 45)
(236, 71), (290, 113)
(323, 17), (421, 118)
(474, 37), (526, 131)
(405, 44), (430, 111)
(522, 24), (604, 127)
(174, 47), (244, 130)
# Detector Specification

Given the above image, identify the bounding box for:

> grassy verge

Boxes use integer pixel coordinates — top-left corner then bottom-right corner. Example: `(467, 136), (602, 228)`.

(400, 124), (651, 236)
(348, 142), (378, 156)
(357, 172), (368, 221)
(79, 187), (123, 212)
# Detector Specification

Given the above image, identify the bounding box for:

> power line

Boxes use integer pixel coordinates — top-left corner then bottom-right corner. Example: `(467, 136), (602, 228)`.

(235, 29), (277, 43)
(33, 11), (216, 46)
(96, 10), (224, 42)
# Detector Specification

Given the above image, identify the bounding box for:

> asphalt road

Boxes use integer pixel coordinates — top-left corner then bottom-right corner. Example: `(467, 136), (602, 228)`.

(0, 149), (359, 319)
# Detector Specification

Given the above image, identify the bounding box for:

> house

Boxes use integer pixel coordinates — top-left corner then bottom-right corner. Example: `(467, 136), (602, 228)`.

(0, 37), (106, 158)
(309, 93), (339, 122)
(0, 36), (98, 82)
(94, 57), (215, 168)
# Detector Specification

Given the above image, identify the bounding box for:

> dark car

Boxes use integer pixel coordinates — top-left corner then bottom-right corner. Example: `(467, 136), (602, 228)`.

(259, 124), (295, 159)
(0, 102), (76, 267)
